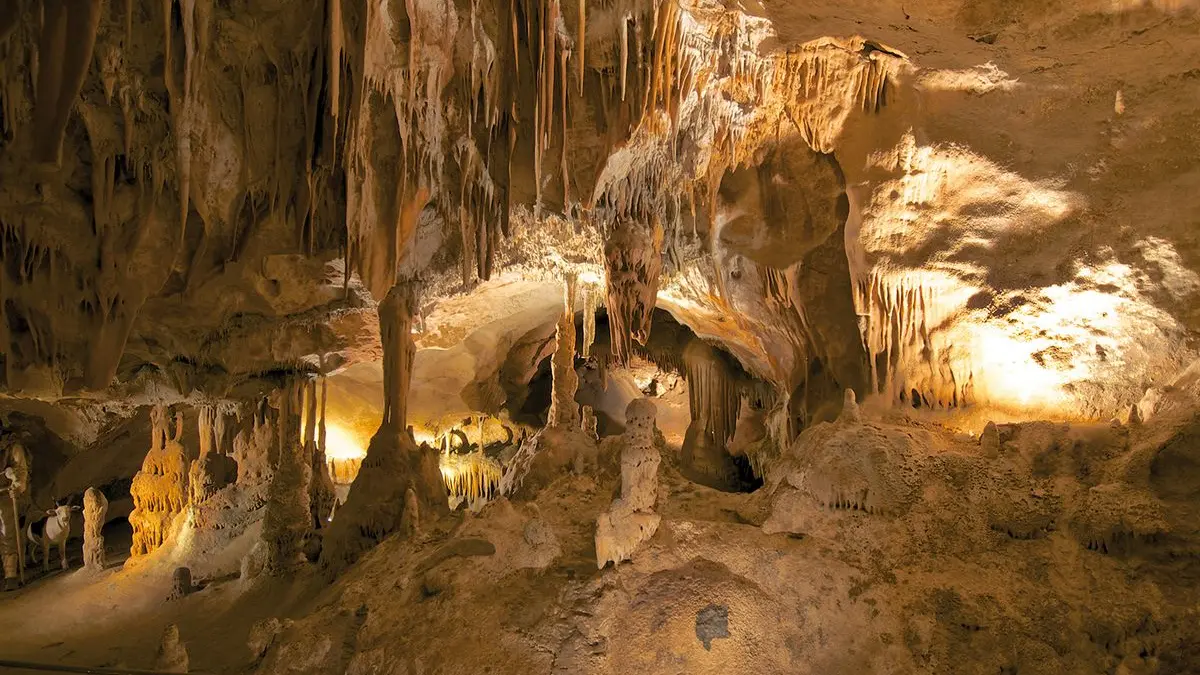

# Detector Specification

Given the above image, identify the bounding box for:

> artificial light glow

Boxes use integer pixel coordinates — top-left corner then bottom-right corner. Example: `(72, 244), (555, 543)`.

(324, 423), (367, 461)
(578, 270), (603, 285)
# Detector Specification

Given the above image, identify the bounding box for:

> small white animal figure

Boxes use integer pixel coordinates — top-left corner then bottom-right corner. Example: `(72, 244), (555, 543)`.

(26, 502), (79, 572)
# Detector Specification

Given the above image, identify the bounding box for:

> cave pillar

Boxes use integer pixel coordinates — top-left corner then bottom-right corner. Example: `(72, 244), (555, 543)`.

(263, 381), (314, 574)
(549, 274), (580, 429)
(379, 280), (419, 429)
(129, 406), (189, 558)
(319, 279), (447, 575)
(307, 377), (337, 528)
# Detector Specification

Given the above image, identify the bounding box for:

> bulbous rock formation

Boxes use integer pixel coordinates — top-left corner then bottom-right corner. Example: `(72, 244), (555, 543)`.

(129, 406), (190, 557)
(595, 398), (662, 568)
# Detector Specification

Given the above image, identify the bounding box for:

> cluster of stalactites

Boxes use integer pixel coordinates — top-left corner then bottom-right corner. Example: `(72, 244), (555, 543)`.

(440, 452), (503, 510)
(129, 405), (190, 557)
(682, 339), (740, 447)
(853, 270), (972, 410)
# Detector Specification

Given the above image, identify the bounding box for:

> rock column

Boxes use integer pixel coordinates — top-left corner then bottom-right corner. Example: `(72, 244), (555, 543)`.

(595, 398), (662, 568)
(129, 406), (189, 557)
(82, 487), (109, 571)
(320, 279), (446, 575)
(549, 274), (580, 429)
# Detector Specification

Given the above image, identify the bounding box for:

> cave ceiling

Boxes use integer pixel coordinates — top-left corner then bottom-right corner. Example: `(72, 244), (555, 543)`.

(1, 0), (1198, 444)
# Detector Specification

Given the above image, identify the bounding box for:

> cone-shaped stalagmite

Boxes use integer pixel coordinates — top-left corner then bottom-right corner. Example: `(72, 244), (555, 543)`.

(320, 280), (446, 575)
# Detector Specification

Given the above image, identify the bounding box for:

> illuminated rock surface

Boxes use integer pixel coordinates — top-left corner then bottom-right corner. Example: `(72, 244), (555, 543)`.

(0, 0), (1199, 673)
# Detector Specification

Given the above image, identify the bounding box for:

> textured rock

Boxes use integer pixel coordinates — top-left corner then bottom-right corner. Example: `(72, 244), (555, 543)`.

(81, 486), (108, 572)
(129, 406), (189, 557)
(595, 398), (662, 568)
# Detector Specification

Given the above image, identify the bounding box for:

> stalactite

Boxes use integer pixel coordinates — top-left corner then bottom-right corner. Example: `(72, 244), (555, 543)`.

(683, 339), (741, 447)
(441, 452), (503, 509)
(854, 270), (967, 409)
(263, 381), (314, 574)
(577, 0), (585, 96)
(604, 219), (664, 366)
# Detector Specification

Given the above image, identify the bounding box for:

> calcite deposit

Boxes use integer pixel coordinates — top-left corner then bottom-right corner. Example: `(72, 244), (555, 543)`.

(128, 406), (189, 557)
(0, 0), (1199, 673)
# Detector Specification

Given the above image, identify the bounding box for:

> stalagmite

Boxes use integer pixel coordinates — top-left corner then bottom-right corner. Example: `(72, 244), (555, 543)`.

(82, 487), (108, 572)
(129, 406), (189, 557)
(320, 279), (447, 575)
(308, 379), (337, 527)
(839, 389), (862, 425)
(263, 381), (313, 574)
(549, 274), (580, 429)
(980, 422), (1001, 458)
(595, 398), (662, 568)
(581, 406), (599, 442)
(169, 566), (193, 600)
(155, 624), (189, 673)
(401, 487), (420, 537)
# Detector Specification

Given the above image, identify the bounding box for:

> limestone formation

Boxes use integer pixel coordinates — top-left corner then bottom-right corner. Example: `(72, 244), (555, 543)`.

(189, 406), (237, 507)
(604, 221), (665, 367)
(234, 403), (276, 487)
(129, 406), (189, 557)
(596, 398), (662, 568)
(169, 566), (193, 600)
(548, 275), (580, 429)
(155, 624), (189, 673)
(81, 487), (108, 572)
(0, 439), (30, 586)
(581, 406), (599, 443)
(262, 382), (314, 575)
(307, 378), (338, 528)
(1, 1), (1200, 673)
(321, 281), (447, 575)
